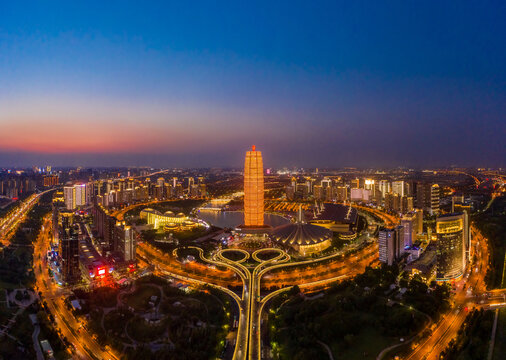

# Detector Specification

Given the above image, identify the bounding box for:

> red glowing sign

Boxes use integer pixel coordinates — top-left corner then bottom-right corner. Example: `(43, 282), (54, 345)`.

(98, 268), (106, 275)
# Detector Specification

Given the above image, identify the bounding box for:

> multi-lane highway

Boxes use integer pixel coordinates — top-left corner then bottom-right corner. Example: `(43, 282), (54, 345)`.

(34, 216), (119, 360)
(149, 240), (379, 360)
(0, 190), (52, 246)
(132, 203), (389, 360)
(30, 195), (502, 360)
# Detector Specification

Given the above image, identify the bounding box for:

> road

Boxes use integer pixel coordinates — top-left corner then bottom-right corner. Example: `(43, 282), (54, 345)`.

(404, 224), (490, 360)
(34, 216), (119, 360)
(0, 190), (52, 246)
(169, 244), (376, 360)
(32, 322), (43, 360)
(134, 204), (387, 360)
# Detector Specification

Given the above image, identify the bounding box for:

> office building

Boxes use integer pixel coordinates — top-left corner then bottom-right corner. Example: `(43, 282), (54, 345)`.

(395, 225), (404, 257)
(436, 213), (466, 281)
(379, 227), (402, 266)
(114, 222), (136, 262)
(60, 227), (80, 284)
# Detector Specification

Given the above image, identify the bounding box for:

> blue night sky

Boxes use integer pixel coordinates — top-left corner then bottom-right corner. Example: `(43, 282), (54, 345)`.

(0, 1), (505, 168)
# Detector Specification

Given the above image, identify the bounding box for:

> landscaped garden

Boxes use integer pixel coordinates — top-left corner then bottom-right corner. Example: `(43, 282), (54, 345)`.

(267, 265), (451, 360)
(73, 275), (234, 359)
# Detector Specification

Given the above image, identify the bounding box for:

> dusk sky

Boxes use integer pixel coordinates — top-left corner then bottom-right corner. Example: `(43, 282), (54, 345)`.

(1, 1), (505, 168)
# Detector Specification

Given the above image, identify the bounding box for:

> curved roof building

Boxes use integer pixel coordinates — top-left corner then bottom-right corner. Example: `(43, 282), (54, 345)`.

(140, 208), (200, 230)
(271, 207), (332, 256)
(310, 203), (357, 233)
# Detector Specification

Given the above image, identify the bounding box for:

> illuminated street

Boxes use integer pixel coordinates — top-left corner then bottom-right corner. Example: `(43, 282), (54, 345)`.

(33, 216), (119, 360)
(1, 3), (505, 359)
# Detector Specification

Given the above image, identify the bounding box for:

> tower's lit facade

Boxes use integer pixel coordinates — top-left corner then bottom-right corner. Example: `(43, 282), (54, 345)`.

(244, 145), (264, 227)
(436, 213), (466, 281)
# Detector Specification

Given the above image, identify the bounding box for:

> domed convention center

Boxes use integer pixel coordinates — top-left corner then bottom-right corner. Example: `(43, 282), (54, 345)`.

(271, 207), (333, 256)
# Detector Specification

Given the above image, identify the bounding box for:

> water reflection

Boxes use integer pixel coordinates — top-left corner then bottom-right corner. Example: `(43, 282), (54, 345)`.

(196, 210), (289, 229)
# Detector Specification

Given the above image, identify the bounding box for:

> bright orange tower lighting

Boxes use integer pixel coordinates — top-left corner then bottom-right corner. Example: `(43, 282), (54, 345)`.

(244, 145), (264, 227)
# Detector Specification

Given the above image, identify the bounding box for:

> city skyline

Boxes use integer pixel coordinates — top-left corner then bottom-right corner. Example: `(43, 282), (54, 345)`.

(1, 1), (505, 168)
(1, 2), (506, 360)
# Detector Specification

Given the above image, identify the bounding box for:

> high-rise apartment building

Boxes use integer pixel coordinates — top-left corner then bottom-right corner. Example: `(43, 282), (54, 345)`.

(431, 184), (440, 215)
(335, 186), (348, 202)
(187, 177), (194, 192)
(43, 175), (59, 187)
(378, 180), (391, 198)
(392, 181), (405, 197)
(75, 184), (87, 207)
(63, 186), (76, 210)
(401, 213), (417, 247)
(401, 196), (414, 214)
(364, 179), (375, 194)
(312, 185), (323, 201)
(414, 209), (423, 234)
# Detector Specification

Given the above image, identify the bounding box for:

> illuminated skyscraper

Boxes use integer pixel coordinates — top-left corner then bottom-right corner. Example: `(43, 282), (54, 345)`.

(244, 145), (264, 227)
(436, 213), (466, 280)
(392, 180), (405, 197)
(64, 186), (76, 210)
(431, 184), (440, 215)
(378, 228), (397, 265)
(74, 184), (86, 206)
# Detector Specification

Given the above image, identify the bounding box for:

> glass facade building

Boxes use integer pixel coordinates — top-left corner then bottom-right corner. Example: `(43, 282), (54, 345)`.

(436, 213), (466, 280)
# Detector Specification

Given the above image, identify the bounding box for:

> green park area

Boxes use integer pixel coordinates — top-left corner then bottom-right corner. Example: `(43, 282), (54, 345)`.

(0, 192), (60, 359)
(73, 275), (233, 360)
(440, 309), (494, 360)
(124, 284), (161, 311)
(474, 196), (506, 289)
(267, 266), (451, 360)
(473, 195), (506, 360)
(493, 308), (506, 359)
